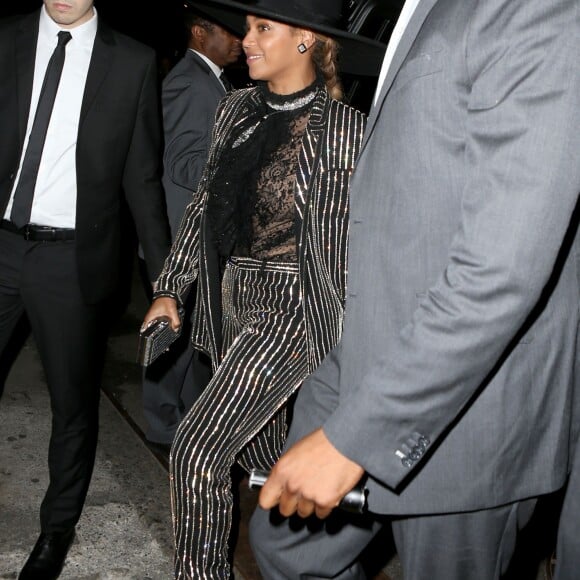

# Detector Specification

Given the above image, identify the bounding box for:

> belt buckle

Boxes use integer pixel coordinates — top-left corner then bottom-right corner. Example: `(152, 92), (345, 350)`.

(22, 224), (32, 241)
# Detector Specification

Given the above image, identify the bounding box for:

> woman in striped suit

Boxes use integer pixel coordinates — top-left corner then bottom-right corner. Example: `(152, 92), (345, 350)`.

(142, 1), (384, 577)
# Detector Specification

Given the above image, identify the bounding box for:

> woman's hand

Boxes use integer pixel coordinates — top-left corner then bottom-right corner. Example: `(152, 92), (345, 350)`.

(141, 296), (181, 332)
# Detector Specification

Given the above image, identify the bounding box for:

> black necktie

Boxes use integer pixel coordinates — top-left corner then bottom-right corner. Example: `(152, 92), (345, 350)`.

(11, 31), (72, 228)
(219, 71), (232, 92)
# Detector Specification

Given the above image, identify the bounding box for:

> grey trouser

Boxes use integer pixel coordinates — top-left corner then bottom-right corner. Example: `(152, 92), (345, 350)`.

(250, 491), (537, 580)
(554, 439), (580, 580)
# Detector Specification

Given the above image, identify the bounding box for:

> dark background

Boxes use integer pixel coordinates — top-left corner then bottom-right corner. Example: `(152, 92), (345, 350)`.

(0, 1), (403, 111)
(0, 0), (189, 61)
(0, 1), (403, 55)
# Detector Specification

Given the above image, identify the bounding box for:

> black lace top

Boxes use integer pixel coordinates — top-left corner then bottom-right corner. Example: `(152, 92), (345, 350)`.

(205, 78), (320, 262)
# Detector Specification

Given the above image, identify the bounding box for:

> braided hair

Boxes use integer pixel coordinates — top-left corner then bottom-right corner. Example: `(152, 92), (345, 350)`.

(312, 34), (343, 101)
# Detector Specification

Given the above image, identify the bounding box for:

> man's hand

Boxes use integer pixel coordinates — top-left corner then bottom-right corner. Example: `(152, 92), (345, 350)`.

(259, 428), (364, 519)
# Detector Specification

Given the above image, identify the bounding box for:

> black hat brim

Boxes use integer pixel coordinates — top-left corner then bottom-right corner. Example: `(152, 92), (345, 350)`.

(185, 0), (386, 76)
(184, 2), (242, 37)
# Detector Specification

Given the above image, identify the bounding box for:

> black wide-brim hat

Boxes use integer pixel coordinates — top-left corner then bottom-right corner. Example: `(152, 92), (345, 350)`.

(185, 0), (387, 76)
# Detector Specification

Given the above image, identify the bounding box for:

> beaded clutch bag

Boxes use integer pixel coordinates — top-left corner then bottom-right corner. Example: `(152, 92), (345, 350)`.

(137, 308), (184, 367)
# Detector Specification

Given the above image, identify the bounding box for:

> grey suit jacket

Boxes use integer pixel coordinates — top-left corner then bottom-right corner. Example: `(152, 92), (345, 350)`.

(311, 0), (580, 514)
(161, 50), (226, 239)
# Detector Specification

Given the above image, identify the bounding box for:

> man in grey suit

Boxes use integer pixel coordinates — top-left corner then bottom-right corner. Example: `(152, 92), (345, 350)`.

(553, 340), (580, 580)
(250, 0), (580, 578)
(554, 441), (580, 579)
(142, 9), (241, 447)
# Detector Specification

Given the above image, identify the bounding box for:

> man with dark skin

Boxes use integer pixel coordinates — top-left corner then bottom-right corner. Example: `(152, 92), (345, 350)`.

(142, 10), (242, 450)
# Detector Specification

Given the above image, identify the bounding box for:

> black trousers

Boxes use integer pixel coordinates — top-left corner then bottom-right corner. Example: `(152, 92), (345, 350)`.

(0, 229), (106, 532)
(141, 273), (212, 445)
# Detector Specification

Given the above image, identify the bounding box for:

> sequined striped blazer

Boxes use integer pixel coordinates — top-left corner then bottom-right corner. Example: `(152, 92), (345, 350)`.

(155, 86), (366, 372)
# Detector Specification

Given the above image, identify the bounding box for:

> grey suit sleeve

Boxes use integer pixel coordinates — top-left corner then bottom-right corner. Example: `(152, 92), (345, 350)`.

(153, 91), (231, 300)
(162, 73), (219, 197)
(323, 0), (580, 489)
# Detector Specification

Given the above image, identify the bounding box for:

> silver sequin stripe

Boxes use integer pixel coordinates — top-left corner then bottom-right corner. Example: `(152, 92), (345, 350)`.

(295, 98), (365, 371)
(170, 258), (308, 579)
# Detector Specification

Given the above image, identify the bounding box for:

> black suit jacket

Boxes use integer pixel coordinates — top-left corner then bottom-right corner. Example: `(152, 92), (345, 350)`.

(0, 11), (170, 304)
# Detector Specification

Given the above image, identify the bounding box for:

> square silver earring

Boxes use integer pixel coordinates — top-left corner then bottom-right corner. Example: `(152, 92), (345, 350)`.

(297, 43), (308, 54)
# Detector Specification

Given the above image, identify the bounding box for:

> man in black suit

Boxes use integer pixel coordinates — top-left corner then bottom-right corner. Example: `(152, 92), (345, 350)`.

(0, 1), (170, 577)
(142, 9), (241, 449)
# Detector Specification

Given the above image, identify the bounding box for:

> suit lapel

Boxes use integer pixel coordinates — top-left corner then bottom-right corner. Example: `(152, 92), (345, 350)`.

(362, 0), (439, 151)
(295, 89), (327, 269)
(16, 13), (40, 145)
(295, 89), (326, 215)
(79, 21), (115, 125)
(188, 51), (226, 97)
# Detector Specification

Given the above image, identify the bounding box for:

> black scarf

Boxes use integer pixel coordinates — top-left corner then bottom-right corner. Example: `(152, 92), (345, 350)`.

(205, 78), (321, 257)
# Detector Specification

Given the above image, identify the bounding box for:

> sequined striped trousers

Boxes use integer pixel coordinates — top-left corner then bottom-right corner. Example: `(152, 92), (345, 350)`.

(170, 256), (309, 579)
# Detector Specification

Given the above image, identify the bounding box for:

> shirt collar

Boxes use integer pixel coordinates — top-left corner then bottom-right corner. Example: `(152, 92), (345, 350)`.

(191, 49), (223, 80)
(39, 4), (98, 49)
(373, 0), (421, 105)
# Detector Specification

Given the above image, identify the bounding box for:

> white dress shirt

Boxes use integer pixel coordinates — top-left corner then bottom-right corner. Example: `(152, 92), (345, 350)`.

(4, 6), (97, 228)
(374, 0), (421, 105)
(191, 49), (228, 91)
